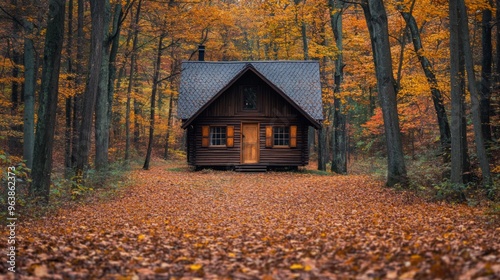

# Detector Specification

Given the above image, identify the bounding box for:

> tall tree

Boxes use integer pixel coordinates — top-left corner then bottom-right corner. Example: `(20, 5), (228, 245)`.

(64, 0), (74, 175)
(22, 7), (37, 169)
(456, 0), (492, 186)
(144, 35), (164, 170)
(125, 0), (142, 161)
(362, 0), (407, 186)
(75, 0), (106, 175)
(329, 0), (347, 174)
(71, 0), (84, 168)
(94, 0), (111, 170)
(449, 0), (469, 184)
(399, 5), (451, 158)
(31, 0), (65, 203)
(480, 6), (493, 143)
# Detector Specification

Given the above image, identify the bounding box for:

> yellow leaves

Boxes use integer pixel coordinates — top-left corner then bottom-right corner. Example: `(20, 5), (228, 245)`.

(137, 234), (146, 241)
(289, 263), (304, 270)
(189, 263), (203, 271)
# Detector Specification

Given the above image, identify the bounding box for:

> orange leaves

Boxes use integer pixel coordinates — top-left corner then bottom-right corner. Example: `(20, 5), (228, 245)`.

(15, 161), (500, 278)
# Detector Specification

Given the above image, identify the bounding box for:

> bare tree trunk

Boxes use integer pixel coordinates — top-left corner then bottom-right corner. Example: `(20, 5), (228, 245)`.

(457, 0), (493, 186)
(495, 0), (500, 139)
(76, 0), (106, 175)
(317, 125), (327, 171)
(71, 0), (84, 168)
(64, 0), (74, 175)
(23, 21), (36, 169)
(450, 0), (468, 184)
(329, 0), (347, 174)
(107, 3), (123, 148)
(31, 0), (65, 203)
(400, 10), (451, 158)
(134, 91), (141, 151)
(363, 0), (408, 186)
(480, 7), (493, 143)
(164, 90), (174, 159)
(144, 35), (163, 170)
(125, 0), (142, 161)
(95, 0), (111, 170)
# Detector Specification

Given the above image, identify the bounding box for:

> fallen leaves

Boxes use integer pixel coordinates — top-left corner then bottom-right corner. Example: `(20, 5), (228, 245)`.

(4, 161), (499, 279)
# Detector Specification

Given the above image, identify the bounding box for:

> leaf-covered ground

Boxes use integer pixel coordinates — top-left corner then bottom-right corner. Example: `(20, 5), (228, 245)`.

(3, 162), (500, 279)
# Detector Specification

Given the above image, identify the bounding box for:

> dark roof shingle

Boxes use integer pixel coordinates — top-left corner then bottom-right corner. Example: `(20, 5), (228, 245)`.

(177, 61), (323, 121)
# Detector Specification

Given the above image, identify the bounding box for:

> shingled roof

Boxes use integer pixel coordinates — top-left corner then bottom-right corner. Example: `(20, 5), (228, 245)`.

(177, 61), (324, 125)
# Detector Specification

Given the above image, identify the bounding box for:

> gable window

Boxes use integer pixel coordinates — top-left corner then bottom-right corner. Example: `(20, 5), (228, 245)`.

(242, 86), (258, 110)
(201, 125), (234, 148)
(210, 126), (227, 146)
(265, 125), (297, 148)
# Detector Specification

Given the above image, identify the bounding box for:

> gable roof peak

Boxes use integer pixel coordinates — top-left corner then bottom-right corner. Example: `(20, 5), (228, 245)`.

(178, 60), (323, 126)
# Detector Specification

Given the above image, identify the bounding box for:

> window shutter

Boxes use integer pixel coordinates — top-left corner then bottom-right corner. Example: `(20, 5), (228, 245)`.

(227, 126), (234, 147)
(290, 125), (297, 148)
(201, 126), (209, 147)
(266, 126), (273, 147)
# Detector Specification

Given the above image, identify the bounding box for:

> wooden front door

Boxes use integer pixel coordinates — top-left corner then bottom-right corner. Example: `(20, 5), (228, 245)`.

(241, 123), (259, 163)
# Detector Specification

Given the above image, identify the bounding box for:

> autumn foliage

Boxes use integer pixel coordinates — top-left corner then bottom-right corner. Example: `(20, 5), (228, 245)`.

(1, 161), (498, 278)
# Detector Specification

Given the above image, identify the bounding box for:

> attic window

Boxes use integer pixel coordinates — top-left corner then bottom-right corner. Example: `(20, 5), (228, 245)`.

(242, 86), (257, 110)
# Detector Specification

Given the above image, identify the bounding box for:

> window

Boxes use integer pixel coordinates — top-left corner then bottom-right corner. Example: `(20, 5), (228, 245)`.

(266, 125), (297, 148)
(210, 126), (227, 146)
(202, 125), (234, 148)
(242, 86), (257, 110)
(273, 127), (290, 146)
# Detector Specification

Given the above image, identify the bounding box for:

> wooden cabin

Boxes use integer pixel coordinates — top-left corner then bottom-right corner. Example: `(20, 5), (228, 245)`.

(177, 59), (323, 171)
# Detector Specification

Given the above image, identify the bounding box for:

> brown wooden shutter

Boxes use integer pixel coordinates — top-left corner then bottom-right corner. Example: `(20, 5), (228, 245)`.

(226, 126), (234, 147)
(290, 125), (297, 148)
(266, 126), (273, 147)
(201, 126), (209, 147)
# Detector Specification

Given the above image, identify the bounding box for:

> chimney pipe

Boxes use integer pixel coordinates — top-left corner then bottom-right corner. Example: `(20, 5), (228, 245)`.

(198, 45), (205, 61)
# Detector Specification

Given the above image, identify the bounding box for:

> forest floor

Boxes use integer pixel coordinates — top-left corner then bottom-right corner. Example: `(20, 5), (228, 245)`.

(3, 160), (500, 279)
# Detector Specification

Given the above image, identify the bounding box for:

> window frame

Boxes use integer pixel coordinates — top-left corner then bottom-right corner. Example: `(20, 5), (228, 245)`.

(209, 126), (227, 147)
(272, 126), (290, 147)
(201, 125), (234, 148)
(265, 125), (297, 148)
(241, 85), (259, 111)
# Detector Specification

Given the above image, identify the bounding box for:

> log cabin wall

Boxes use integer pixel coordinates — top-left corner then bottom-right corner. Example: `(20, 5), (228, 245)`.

(186, 71), (311, 167)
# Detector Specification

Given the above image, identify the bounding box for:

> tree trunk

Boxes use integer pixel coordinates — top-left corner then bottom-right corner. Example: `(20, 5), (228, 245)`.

(363, 0), (408, 187)
(144, 36), (163, 170)
(495, 0), (500, 139)
(164, 90), (174, 159)
(64, 0), (74, 175)
(134, 95), (141, 151)
(480, 8), (492, 143)
(450, 0), (468, 184)
(76, 0), (106, 175)
(400, 11), (451, 158)
(107, 3), (123, 148)
(329, 0), (347, 174)
(125, 0), (142, 161)
(457, 0), (493, 186)
(31, 0), (65, 203)
(22, 21), (36, 169)
(317, 125), (327, 171)
(71, 0), (84, 168)
(94, 0), (111, 170)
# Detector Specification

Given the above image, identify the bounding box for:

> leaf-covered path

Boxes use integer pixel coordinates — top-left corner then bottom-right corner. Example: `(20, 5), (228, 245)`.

(6, 162), (500, 279)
